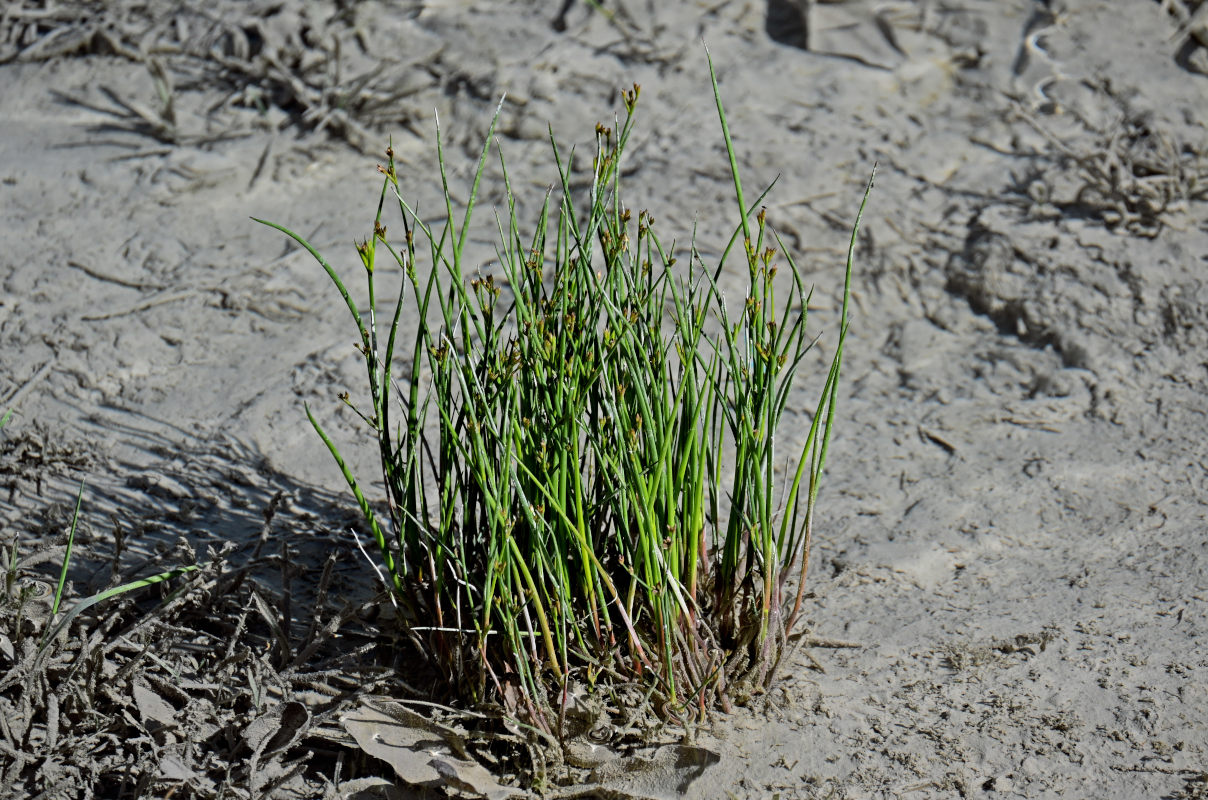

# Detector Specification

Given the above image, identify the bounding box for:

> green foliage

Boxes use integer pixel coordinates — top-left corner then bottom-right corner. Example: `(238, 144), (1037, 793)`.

(256, 56), (872, 731)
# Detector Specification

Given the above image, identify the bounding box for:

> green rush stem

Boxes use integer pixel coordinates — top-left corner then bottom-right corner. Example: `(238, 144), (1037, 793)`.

(255, 69), (869, 724)
(785, 164), (875, 632)
(51, 480), (84, 617)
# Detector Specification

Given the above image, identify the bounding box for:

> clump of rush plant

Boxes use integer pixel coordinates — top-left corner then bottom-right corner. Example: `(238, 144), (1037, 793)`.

(255, 57), (872, 734)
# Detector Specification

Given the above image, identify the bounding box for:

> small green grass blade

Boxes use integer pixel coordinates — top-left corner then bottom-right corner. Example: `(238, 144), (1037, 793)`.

(50, 480), (85, 617)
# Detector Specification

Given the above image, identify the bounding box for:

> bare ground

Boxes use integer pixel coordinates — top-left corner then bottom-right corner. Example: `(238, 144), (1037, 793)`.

(2, 1), (1207, 797)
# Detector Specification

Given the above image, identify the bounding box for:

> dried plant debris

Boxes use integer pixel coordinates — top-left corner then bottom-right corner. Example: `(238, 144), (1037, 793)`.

(0, 485), (717, 798)
(1173, 772), (1208, 800)
(942, 630), (1058, 672)
(0, 422), (96, 478)
(1162, 0), (1208, 74)
(3, 0), (441, 152)
(337, 696), (718, 800)
(0, 422), (97, 504)
(341, 700), (520, 800)
(1010, 85), (1208, 237)
(0, 499), (378, 799)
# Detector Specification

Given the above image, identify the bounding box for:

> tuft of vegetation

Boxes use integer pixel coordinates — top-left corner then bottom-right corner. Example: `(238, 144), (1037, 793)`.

(256, 55), (872, 734)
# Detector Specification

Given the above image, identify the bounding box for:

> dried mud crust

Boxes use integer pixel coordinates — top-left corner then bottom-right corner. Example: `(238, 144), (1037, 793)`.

(2, 0), (1208, 798)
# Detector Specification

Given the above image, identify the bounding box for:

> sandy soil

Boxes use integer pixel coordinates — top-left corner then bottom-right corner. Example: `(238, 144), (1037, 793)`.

(2, 0), (1207, 797)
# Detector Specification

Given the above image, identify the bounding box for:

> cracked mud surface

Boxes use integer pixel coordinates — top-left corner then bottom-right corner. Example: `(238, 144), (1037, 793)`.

(2, 1), (1207, 797)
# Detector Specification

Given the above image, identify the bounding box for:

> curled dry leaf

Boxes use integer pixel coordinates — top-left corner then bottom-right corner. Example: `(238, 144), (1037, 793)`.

(341, 699), (520, 800)
(588, 744), (721, 800)
(548, 743), (722, 800)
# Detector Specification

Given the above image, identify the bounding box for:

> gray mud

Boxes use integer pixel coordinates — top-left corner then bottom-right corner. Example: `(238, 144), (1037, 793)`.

(2, 1), (1207, 797)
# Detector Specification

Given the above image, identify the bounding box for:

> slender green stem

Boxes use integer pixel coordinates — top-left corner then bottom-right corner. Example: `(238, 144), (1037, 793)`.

(255, 68), (869, 727)
(51, 480), (85, 617)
